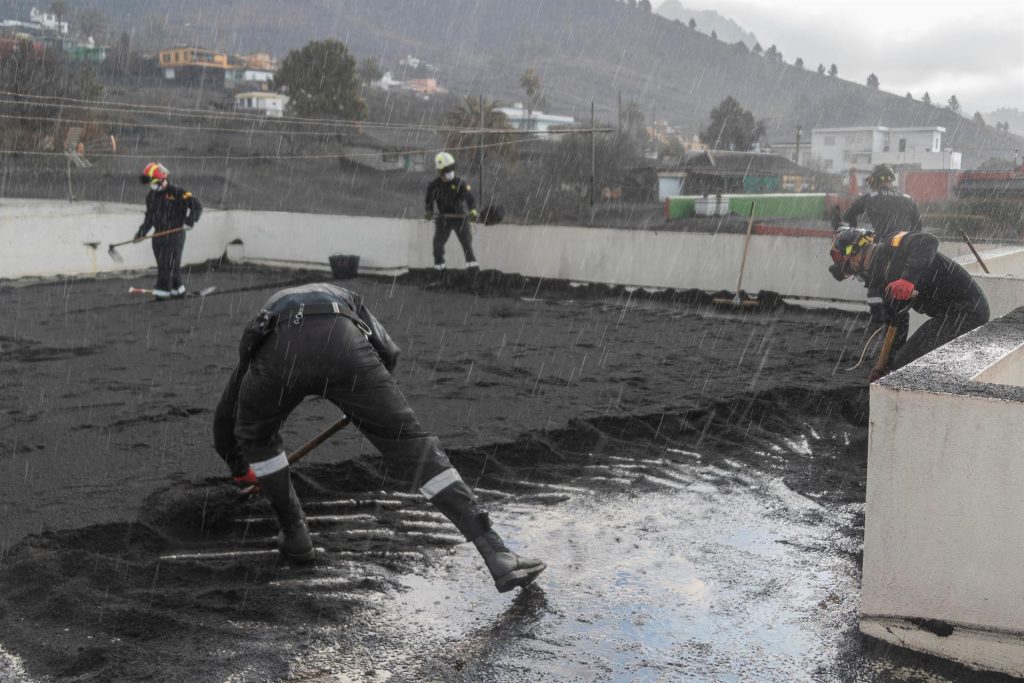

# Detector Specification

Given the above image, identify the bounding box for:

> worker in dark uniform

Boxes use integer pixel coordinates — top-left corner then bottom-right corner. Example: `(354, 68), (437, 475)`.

(425, 152), (479, 273)
(840, 164), (923, 330)
(213, 283), (546, 593)
(135, 162), (202, 300)
(830, 227), (989, 380)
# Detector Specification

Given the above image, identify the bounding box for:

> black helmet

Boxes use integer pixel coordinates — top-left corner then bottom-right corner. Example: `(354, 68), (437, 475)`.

(829, 227), (875, 280)
(866, 164), (895, 190)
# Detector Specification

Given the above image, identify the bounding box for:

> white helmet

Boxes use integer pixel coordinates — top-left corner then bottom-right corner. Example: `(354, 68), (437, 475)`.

(434, 151), (455, 172)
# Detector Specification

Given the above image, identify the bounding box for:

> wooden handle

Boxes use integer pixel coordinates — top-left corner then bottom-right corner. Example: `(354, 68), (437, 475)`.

(734, 202), (757, 296)
(871, 324), (899, 378)
(287, 416), (351, 466)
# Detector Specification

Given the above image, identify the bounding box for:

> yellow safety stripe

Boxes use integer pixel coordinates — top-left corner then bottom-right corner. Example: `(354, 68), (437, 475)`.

(890, 231), (908, 247)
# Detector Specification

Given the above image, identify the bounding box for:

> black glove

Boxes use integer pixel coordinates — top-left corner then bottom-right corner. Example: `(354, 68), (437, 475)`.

(134, 226), (148, 241)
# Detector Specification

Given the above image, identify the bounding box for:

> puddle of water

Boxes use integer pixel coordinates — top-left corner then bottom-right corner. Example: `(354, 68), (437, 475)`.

(351, 469), (860, 682)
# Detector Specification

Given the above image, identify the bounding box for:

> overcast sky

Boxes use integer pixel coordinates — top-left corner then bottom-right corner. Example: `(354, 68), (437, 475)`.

(663, 0), (1024, 114)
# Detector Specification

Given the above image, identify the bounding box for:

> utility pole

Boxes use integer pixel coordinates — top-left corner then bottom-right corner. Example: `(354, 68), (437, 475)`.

(479, 94), (485, 207)
(617, 90), (622, 135)
(795, 126), (802, 165)
(590, 101), (596, 208)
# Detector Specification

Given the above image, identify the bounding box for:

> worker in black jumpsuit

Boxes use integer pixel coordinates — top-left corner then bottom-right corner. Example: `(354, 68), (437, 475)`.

(840, 163), (923, 333)
(213, 283), (545, 593)
(425, 151), (479, 272)
(136, 162), (202, 300)
(830, 228), (989, 380)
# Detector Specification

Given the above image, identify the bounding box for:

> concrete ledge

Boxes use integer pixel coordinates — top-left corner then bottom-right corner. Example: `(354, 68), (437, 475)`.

(860, 617), (1024, 677)
(862, 306), (1024, 676)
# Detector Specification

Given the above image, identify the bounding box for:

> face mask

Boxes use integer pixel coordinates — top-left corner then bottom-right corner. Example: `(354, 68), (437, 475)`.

(442, 171), (455, 182)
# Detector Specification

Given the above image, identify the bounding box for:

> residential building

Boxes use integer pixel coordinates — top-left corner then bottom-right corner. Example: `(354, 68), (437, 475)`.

(225, 67), (275, 90)
(809, 125), (961, 190)
(233, 92), (289, 118)
(159, 46), (232, 85)
(28, 7), (66, 35)
(496, 102), (576, 138)
(662, 150), (815, 197)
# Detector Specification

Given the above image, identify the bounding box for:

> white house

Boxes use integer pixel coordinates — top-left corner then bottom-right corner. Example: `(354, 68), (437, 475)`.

(29, 7), (67, 35)
(233, 92), (289, 118)
(495, 102), (576, 138)
(225, 68), (275, 90)
(810, 125), (961, 189)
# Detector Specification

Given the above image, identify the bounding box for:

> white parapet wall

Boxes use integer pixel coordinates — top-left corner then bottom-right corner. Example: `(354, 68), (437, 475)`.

(861, 306), (1024, 677)
(2, 200), (1023, 318)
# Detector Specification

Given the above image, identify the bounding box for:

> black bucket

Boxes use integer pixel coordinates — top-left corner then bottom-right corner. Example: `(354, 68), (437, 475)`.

(329, 254), (360, 279)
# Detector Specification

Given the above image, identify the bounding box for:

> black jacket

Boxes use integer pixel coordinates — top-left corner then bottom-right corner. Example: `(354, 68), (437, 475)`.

(843, 189), (922, 240)
(425, 176), (476, 218)
(137, 183), (202, 237)
(863, 232), (987, 321)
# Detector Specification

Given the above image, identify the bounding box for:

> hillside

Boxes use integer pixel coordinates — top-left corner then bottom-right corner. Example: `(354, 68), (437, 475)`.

(654, 0), (759, 47)
(6, 0), (1023, 169)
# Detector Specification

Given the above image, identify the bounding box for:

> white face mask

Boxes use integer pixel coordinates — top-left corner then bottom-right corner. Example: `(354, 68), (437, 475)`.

(442, 171), (455, 182)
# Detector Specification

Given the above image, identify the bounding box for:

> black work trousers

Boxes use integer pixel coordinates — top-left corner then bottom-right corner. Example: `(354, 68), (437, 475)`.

(228, 315), (490, 540)
(890, 302), (990, 371)
(433, 217), (476, 266)
(151, 229), (186, 294)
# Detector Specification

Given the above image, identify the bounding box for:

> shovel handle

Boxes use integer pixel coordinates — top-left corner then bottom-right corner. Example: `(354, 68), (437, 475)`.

(871, 324), (899, 379)
(110, 226), (189, 250)
(287, 416), (351, 466)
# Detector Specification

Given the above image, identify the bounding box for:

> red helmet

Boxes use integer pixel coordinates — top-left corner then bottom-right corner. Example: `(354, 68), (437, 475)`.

(140, 162), (169, 187)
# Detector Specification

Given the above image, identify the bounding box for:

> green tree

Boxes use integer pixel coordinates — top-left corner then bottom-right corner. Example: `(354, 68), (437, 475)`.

(817, 63), (825, 75)
(273, 40), (366, 120)
(49, 1), (67, 33)
(922, 91), (932, 105)
(699, 96), (765, 151)
(688, 18), (697, 29)
(358, 56), (383, 85)
(710, 30), (717, 40)
(948, 94), (961, 114)
(752, 42), (763, 55)
(440, 96), (516, 163)
(905, 92), (913, 100)
(829, 64), (838, 77)
(519, 68), (542, 132)
(794, 57), (804, 69)
(75, 8), (108, 42)
(866, 73), (879, 89)
(621, 99), (646, 142)
(0, 41), (102, 148)
(638, 0), (652, 11)
(973, 111), (986, 126)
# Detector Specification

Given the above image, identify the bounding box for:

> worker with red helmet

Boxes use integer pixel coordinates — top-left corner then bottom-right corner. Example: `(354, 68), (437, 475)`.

(830, 227), (989, 380)
(135, 162), (203, 300)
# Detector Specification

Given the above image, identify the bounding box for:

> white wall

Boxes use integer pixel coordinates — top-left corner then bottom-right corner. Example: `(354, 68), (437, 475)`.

(862, 308), (1024, 676)
(2, 200), (1022, 319)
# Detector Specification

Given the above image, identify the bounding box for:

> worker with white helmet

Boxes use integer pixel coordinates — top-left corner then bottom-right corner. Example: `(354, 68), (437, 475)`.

(424, 151), (479, 273)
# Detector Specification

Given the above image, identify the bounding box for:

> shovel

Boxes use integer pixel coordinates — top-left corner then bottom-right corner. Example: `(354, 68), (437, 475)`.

(287, 415), (351, 466)
(108, 226), (191, 263)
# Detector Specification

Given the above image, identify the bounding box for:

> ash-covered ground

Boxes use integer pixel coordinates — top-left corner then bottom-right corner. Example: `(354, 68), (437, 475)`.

(0, 265), (1011, 682)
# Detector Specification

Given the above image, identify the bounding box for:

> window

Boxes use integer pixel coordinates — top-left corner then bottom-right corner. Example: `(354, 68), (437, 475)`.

(898, 139), (906, 152)
(824, 136), (835, 146)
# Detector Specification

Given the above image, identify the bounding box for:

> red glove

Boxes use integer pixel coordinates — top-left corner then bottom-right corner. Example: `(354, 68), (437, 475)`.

(232, 467), (260, 495)
(885, 279), (915, 301)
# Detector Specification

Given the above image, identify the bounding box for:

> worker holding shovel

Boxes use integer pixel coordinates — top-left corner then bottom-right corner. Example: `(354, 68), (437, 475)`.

(829, 227), (989, 381)
(133, 162), (202, 300)
(212, 283), (546, 593)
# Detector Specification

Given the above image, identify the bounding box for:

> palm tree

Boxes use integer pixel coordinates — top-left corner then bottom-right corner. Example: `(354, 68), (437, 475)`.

(519, 69), (541, 132)
(440, 96), (517, 163)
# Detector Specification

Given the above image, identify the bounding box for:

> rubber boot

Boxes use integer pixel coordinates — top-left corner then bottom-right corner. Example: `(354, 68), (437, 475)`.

(258, 468), (315, 564)
(471, 529), (546, 593)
